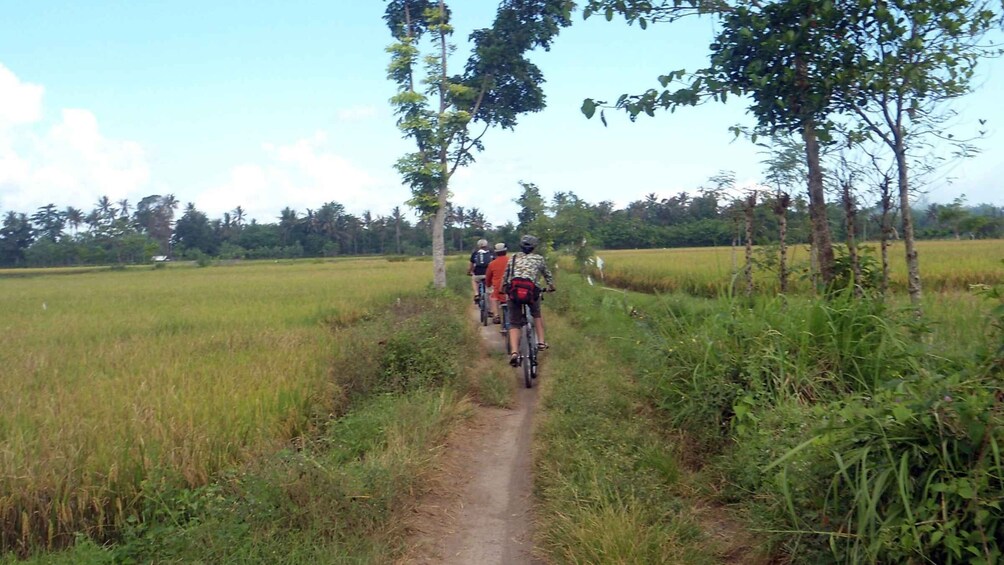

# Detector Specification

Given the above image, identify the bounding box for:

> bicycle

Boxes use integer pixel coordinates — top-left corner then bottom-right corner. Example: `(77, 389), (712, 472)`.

(476, 277), (489, 326)
(514, 289), (549, 389)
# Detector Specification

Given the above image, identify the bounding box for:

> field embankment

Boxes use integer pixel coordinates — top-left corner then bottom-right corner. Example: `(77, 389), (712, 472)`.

(0, 258), (492, 562)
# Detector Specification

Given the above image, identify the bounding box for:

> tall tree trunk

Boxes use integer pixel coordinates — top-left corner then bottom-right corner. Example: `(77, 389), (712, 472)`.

(774, 192), (791, 294)
(430, 0), (450, 289)
(894, 137), (922, 314)
(731, 216), (739, 275)
(842, 180), (861, 296)
(879, 175), (892, 299)
(432, 197), (447, 288)
(395, 222), (402, 255)
(802, 122), (835, 287)
(744, 191), (756, 297)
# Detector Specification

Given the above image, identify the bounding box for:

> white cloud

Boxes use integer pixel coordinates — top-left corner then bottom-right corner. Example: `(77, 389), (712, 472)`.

(0, 64), (44, 127)
(0, 64), (150, 214)
(197, 131), (409, 222)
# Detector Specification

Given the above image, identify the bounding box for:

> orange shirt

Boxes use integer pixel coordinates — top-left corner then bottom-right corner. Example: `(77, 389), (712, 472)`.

(484, 255), (510, 301)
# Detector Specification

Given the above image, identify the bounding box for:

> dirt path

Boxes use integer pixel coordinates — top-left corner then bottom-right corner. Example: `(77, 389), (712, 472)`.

(399, 307), (542, 565)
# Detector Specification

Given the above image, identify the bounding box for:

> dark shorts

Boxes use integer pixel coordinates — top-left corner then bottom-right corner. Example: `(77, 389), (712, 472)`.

(508, 297), (541, 326)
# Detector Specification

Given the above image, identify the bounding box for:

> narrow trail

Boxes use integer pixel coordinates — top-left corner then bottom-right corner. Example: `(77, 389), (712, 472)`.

(399, 306), (542, 565)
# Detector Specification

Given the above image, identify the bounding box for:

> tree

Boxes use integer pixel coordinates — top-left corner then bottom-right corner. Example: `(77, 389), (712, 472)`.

(30, 204), (66, 242)
(0, 212), (34, 267)
(173, 203), (217, 255)
(761, 136), (804, 294)
(833, 0), (1000, 312)
(134, 195), (178, 256)
(514, 181), (550, 242)
(390, 206), (406, 254)
(384, 0), (573, 288)
(64, 207), (84, 237)
(582, 0), (844, 286)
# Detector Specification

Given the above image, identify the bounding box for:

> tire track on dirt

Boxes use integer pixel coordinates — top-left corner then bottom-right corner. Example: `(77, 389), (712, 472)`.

(398, 306), (542, 564)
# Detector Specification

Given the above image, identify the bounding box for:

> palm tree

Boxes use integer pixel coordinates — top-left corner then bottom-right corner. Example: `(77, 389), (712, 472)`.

(64, 206), (84, 236)
(391, 206), (405, 254)
(117, 199), (131, 219)
(232, 205), (246, 227)
(96, 195), (115, 222)
(279, 207), (298, 246)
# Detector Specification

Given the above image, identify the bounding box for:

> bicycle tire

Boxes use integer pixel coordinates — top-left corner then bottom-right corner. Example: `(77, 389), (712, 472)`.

(522, 306), (534, 388)
(527, 316), (538, 381)
(500, 304), (510, 355)
(478, 281), (488, 326)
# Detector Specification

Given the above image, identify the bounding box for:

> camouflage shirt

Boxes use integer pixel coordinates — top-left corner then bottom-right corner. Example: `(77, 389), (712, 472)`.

(503, 252), (554, 289)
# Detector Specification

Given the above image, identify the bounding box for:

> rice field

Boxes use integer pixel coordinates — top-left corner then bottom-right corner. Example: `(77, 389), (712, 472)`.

(587, 239), (1004, 296)
(0, 258), (430, 549)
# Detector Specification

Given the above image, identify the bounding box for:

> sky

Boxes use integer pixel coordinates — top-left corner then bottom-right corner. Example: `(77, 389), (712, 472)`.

(1, 1), (1002, 228)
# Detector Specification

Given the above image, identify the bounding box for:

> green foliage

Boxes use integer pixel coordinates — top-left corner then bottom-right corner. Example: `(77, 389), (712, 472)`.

(817, 376), (1002, 564)
(830, 244), (882, 294)
(379, 306), (463, 393)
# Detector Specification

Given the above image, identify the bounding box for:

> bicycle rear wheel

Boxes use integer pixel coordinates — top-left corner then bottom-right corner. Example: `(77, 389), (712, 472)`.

(522, 309), (534, 388)
(500, 304), (510, 354)
(478, 281), (488, 326)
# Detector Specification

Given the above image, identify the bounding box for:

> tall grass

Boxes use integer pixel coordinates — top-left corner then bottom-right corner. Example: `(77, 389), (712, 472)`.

(546, 266), (1003, 562)
(0, 259), (430, 552)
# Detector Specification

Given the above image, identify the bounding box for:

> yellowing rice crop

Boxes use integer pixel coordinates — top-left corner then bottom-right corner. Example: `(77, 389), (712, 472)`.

(589, 239), (1004, 295)
(0, 258), (429, 548)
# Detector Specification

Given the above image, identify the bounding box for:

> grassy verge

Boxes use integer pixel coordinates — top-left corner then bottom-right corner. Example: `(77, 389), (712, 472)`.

(3, 292), (485, 563)
(534, 277), (768, 563)
(559, 265), (1004, 563)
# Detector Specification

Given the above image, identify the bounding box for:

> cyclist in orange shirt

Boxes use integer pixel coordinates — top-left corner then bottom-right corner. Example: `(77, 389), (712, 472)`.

(483, 242), (510, 324)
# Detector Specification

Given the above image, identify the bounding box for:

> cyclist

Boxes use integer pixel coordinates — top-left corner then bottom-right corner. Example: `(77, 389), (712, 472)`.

(484, 242), (510, 324)
(467, 238), (495, 304)
(503, 234), (555, 366)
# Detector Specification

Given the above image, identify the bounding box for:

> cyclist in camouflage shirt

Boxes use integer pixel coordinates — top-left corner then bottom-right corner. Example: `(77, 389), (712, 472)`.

(504, 234), (555, 366)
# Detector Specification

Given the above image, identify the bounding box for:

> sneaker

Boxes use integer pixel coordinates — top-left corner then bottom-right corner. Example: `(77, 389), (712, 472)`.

(493, 316), (501, 324)
(537, 342), (549, 350)
(509, 353), (520, 367)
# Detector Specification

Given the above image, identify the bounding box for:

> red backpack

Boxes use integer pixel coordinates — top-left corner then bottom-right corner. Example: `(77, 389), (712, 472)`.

(506, 255), (538, 304)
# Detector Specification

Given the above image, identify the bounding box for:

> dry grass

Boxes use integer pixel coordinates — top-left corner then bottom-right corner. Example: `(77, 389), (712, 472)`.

(0, 259), (430, 550)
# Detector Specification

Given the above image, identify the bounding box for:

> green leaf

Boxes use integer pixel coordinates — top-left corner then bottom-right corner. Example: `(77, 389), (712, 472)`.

(581, 98), (597, 119)
(892, 404), (912, 422)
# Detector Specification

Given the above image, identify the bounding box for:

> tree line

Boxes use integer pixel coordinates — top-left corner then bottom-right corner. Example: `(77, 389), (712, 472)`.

(2, 183), (998, 268)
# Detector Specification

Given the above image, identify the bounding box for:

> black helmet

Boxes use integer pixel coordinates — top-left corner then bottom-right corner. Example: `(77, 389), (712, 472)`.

(520, 234), (539, 251)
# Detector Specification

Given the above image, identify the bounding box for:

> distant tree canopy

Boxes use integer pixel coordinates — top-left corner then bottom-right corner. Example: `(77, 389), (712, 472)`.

(3, 189), (999, 268)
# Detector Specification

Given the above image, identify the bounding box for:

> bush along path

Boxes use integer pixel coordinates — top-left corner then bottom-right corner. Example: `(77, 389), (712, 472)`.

(396, 302), (542, 564)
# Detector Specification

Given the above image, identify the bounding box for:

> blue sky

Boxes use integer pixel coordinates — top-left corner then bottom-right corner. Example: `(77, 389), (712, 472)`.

(1, 1), (1001, 227)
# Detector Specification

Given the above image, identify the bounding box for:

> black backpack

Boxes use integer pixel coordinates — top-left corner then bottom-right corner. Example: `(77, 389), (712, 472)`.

(473, 250), (492, 268)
